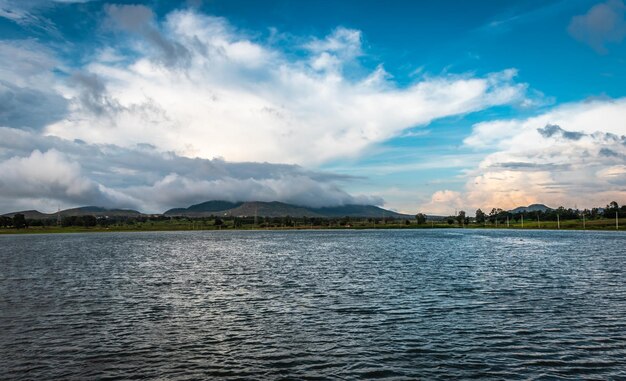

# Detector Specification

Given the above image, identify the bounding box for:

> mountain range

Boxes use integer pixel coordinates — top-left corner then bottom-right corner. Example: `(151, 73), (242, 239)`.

(2, 207), (142, 219)
(508, 204), (552, 214)
(164, 201), (413, 218)
(3, 201), (412, 219)
(2, 202), (556, 220)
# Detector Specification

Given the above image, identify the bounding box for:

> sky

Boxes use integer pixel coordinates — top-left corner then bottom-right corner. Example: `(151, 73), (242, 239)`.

(0, 0), (625, 215)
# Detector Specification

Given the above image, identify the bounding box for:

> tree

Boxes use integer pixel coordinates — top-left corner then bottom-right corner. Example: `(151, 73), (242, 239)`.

(0, 216), (11, 228)
(82, 215), (97, 227)
(456, 210), (466, 226)
(489, 208), (503, 223)
(475, 209), (486, 223)
(213, 217), (223, 227)
(604, 201), (620, 218)
(415, 213), (426, 225)
(12, 213), (26, 229)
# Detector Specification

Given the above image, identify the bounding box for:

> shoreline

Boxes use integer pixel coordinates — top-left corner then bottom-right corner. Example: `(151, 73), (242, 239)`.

(2, 223), (624, 235)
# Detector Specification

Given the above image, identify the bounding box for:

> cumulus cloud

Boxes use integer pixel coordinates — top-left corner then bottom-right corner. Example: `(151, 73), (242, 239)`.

(568, 0), (626, 54)
(0, 128), (381, 213)
(422, 99), (626, 214)
(42, 9), (529, 165)
(0, 5), (534, 212)
(0, 149), (136, 212)
(419, 190), (465, 215)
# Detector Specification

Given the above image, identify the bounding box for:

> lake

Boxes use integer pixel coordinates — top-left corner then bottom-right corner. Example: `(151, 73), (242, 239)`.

(1, 229), (625, 379)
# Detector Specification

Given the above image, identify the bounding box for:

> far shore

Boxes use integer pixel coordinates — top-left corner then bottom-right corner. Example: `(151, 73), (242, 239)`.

(1, 218), (624, 235)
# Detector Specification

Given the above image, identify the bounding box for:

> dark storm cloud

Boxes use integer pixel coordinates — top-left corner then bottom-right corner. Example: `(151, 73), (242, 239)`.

(537, 124), (585, 140)
(70, 72), (122, 116)
(105, 4), (191, 68)
(0, 80), (68, 129)
(492, 161), (570, 171)
(568, 0), (626, 54)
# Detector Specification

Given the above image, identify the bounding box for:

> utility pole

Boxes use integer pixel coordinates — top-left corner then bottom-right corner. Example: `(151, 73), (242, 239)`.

(506, 216), (509, 228)
(617, 212), (620, 230)
(537, 214), (540, 229)
(582, 213), (585, 230)
(521, 215), (524, 228)
(557, 214), (560, 230)
(254, 206), (258, 227)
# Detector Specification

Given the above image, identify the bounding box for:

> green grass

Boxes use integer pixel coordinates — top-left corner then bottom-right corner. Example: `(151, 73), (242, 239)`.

(2, 217), (625, 234)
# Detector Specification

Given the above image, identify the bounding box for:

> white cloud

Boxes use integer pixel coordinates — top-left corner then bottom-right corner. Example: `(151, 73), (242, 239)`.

(422, 99), (626, 214)
(0, 149), (136, 212)
(42, 8), (529, 165)
(0, 128), (382, 213)
(419, 190), (465, 215)
(0, 6), (536, 213)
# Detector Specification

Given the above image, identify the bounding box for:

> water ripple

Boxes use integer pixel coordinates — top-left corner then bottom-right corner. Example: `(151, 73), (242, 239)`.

(1, 229), (626, 379)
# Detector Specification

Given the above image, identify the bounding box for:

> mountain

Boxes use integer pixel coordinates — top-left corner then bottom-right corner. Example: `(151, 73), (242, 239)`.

(2, 206), (142, 219)
(164, 200), (243, 216)
(509, 204), (552, 214)
(3, 202), (413, 220)
(310, 204), (409, 218)
(164, 200), (412, 219)
(2, 210), (50, 219)
(226, 201), (322, 218)
(59, 206), (142, 217)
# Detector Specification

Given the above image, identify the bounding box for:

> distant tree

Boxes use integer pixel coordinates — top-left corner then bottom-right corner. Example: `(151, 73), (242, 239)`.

(13, 214), (26, 229)
(29, 219), (43, 227)
(446, 217), (455, 225)
(82, 215), (97, 227)
(604, 201), (620, 218)
(475, 209), (486, 223)
(213, 217), (223, 227)
(456, 210), (466, 225)
(0, 216), (11, 228)
(233, 217), (243, 228)
(415, 213), (427, 225)
(489, 208), (503, 223)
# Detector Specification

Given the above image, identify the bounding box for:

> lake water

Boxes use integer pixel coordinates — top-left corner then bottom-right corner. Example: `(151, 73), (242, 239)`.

(1, 229), (626, 379)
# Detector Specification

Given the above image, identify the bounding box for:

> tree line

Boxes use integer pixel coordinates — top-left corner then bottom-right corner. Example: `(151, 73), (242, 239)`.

(414, 201), (626, 226)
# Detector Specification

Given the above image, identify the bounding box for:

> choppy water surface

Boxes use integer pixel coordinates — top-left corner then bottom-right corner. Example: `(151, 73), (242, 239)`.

(1, 229), (626, 380)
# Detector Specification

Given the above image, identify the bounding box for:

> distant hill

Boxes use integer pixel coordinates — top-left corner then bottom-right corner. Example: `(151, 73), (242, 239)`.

(164, 200), (243, 216)
(227, 202), (322, 218)
(3, 202), (413, 220)
(509, 204), (552, 214)
(60, 206), (142, 217)
(2, 210), (50, 219)
(310, 204), (409, 218)
(164, 200), (413, 218)
(2, 206), (142, 219)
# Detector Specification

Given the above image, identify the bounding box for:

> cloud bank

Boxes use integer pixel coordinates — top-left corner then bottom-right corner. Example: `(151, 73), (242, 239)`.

(422, 98), (626, 214)
(37, 6), (528, 164)
(0, 4), (533, 212)
(0, 127), (382, 213)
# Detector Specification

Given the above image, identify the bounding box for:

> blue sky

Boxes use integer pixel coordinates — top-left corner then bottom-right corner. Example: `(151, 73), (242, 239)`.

(0, 0), (625, 214)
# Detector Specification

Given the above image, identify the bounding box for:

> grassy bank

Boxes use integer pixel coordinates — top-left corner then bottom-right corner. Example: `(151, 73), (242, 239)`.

(1, 217), (625, 234)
